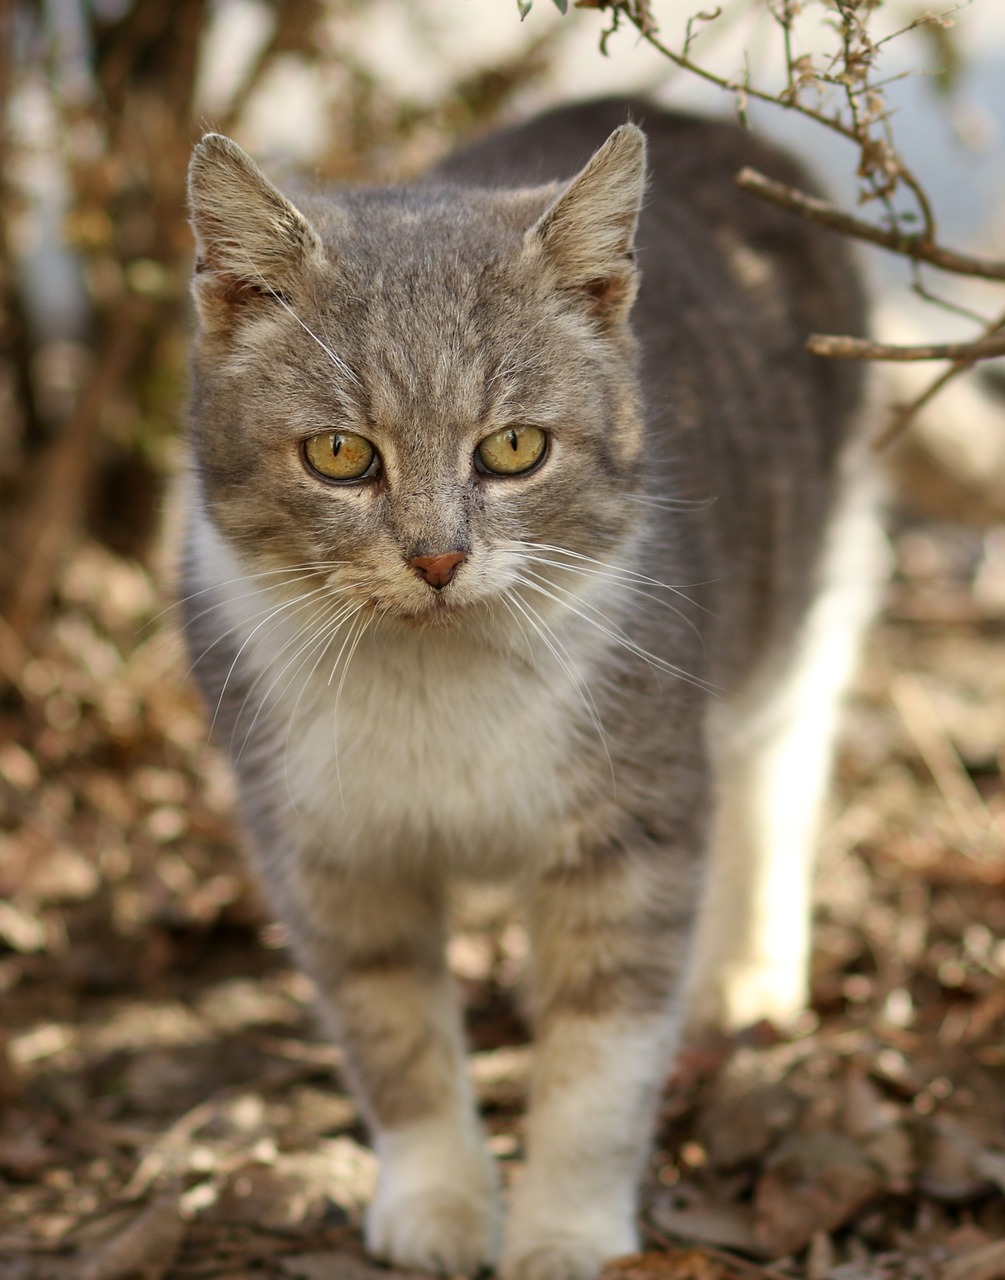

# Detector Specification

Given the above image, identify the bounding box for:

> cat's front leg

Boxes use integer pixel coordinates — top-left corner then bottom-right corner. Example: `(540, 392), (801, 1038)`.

(277, 857), (501, 1274)
(502, 832), (702, 1280)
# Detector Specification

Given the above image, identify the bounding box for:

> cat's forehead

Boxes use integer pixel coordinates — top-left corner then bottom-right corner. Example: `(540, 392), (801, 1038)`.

(303, 196), (556, 428)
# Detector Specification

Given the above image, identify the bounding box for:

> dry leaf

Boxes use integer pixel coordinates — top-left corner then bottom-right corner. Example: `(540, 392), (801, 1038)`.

(754, 1132), (883, 1256)
(78, 1195), (185, 1280)
(601, 1247), (729, 1280)
(941, 1239), (1005, 1280)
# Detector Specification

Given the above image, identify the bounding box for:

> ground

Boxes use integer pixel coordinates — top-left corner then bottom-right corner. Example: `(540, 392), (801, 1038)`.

(0, 515), (1002, 1280)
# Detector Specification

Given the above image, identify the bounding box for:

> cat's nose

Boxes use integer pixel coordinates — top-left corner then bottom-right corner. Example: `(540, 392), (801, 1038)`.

(408, 549), (466, 590)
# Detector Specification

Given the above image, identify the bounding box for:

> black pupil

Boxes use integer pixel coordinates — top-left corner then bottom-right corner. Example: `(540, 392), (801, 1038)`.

(507, 430), (518, 451)
(333, 435), (342, 456)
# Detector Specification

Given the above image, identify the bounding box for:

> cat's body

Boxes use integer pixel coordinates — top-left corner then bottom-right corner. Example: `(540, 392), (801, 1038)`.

(182, 100), (882, 1280)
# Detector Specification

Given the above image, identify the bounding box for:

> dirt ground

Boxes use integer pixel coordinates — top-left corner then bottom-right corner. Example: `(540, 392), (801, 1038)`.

(0, 509), (1002, 1280)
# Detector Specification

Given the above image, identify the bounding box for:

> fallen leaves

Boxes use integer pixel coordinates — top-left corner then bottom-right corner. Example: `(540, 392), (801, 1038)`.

(77, 1194), (186, 1280)
(754, 1132), (884, 1256)
(0, 523), (1003, 1278)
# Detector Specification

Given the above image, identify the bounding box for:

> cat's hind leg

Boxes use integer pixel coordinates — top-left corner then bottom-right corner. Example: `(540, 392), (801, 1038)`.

(684, 463), (885, 1036)
(274, 859), (501, 1274)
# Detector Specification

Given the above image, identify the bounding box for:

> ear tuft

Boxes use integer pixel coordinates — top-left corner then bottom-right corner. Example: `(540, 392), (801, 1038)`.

(526, 123), (647, 325)
(187, 133), (321, 323)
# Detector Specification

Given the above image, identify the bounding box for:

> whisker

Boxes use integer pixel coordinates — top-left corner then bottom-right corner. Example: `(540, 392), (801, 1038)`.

(626, 493), (718, 511)
(517, 570), (717, 697)
(180, 580), (335, 698)
(515, 551), (705, 645)
(519, 540), (712, 608)
(504, 588), (615, 788)
(497, 592), (538, 670)
(281, 603), (366, 815)
(233, 596), (363, 765)
(330, 608), (373, 809)
(486, 315), (553, 388)
(148, 561), (343, 631)
(203, 582), (341, 743)
(168, 566), (337, 636)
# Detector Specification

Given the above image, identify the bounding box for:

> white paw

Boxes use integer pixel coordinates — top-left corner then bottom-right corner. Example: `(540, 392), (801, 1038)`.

(366, 1183), (501, 1275)
(501, 1221), (637, 1280)
(685, 959), (808, 1037)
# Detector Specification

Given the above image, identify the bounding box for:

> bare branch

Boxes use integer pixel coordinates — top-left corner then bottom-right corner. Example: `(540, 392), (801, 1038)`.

(873, 306), (1005, 449)
(735, 168), (1005, 282)
(613, 2), (939, 242)
(807, 333), (1005, 361)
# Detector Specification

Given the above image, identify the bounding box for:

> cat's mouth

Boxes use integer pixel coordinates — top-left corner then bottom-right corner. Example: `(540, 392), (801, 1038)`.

(378, 593), (464, 628)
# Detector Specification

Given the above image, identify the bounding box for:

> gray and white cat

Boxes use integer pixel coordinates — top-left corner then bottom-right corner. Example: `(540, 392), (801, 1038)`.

(181, 99), (883, 1280)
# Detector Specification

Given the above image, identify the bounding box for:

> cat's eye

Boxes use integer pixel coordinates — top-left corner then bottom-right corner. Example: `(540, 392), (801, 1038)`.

(475, 425), (547, 477)
(304, 431), (379, 482)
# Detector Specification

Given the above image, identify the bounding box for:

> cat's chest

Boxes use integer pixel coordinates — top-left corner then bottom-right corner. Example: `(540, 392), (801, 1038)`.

(265, 624), (579, 875)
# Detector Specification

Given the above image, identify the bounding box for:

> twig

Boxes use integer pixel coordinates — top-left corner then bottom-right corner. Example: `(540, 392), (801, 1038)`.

(735, 168), (1005, 282)
(891, 675), (997, 859)
(807, 333), (1005, 361)
(616, 3), (937, 242)
(1, 293), (151, 640)
(875, 359), (974, 450)
(872, 304), (1005, 449)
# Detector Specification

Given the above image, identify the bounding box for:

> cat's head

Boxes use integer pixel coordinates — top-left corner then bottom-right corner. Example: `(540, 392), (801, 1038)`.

(186, 121), (648, 633)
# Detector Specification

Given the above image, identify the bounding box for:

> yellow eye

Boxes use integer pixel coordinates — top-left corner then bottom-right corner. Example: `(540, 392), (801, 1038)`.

(304, 431), (378, 482)
(475, 425), (547, 477)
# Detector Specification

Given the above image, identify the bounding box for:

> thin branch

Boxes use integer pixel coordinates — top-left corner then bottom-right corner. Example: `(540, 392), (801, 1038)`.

(807, 333), (1005, 361)
(875, 359), (979, 452)
(735, 167), (1005, 282)
(616, 2), (938, 242)
(872, 305), (1005, 450)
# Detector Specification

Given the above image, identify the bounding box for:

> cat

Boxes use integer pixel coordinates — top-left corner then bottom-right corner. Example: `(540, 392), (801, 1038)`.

(181, 98), (883, 1280)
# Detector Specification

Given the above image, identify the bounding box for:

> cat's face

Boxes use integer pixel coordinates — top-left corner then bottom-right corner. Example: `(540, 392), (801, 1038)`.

(187, 127), (648, 635)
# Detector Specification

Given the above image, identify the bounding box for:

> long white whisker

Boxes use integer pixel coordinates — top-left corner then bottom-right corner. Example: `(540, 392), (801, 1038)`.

(504, 589), (615, 788)
(149, 561), (346, 632)
(625, 493), (718, 511)
(181, 581), (336, 699)
(234, 596), (363, 764)
(497, 592), (537, 670)
(204, 582), (342, 742)
(331, 609), (373, 810)
(517, 570), (717, 696)
(516, 551), (705, 645)
(280, 603), (367, 816)
(518, 540), (712, 608)
(169, 566), (340, 637)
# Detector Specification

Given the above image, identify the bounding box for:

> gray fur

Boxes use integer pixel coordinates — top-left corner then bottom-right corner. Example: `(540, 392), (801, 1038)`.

(181, 99), (876, 1280)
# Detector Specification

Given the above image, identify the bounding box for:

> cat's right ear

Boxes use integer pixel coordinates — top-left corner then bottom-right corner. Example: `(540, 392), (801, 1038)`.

(187, 133), (322, 328)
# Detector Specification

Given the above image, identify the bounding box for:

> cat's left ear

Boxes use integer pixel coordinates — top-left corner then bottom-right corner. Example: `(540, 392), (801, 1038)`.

(524, 123), (647, 326)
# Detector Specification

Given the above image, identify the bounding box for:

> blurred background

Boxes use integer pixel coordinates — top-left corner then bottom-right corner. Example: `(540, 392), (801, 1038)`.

(1, 3), (1004, 1278)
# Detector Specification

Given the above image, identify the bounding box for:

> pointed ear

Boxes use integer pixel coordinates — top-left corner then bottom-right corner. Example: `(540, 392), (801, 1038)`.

(187, 133), (322, 324)
(525, 124), (647, 326)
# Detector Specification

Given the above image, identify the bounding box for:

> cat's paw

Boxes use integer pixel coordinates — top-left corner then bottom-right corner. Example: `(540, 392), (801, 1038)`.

(684, 959), (808, 1039)
(366, 1184), (501, 1275)
(501, 1222), (637, 1280)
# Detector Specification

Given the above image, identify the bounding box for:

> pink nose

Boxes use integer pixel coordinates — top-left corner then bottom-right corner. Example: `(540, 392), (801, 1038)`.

(408, 550), (466, 589)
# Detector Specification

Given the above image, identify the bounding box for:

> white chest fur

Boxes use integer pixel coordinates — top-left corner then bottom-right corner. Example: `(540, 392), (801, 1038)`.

(284, 631), (574, 874)
(190, 517), (583, 878)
